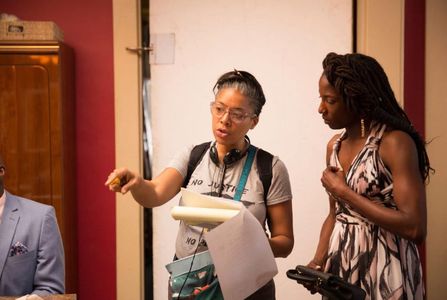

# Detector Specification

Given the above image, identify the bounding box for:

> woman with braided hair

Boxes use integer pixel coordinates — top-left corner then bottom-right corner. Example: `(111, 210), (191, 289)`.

(308, 52), (431, 299)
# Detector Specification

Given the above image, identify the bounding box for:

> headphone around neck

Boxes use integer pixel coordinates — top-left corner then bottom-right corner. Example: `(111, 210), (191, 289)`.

(210, 136), (251, 166)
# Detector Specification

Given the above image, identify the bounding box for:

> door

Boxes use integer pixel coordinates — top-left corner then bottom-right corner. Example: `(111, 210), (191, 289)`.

(0, 64), (52, 203)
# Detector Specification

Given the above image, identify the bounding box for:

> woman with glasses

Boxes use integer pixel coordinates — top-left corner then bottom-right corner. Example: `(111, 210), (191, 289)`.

(106, 69), (294, 299)
(306, 52), (430, 299)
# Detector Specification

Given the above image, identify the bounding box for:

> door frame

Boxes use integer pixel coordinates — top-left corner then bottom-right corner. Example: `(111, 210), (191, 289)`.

(112, 0), (144, 298)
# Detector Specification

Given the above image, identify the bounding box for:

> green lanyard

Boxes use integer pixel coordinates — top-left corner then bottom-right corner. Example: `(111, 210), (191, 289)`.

(233, 145), (256, 201)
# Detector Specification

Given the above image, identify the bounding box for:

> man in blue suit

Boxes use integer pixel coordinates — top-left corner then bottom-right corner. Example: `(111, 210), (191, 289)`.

(0, 154), (65, 297)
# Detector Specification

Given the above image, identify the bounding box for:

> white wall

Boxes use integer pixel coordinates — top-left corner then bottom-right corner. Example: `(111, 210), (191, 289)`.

(149, 1), (352, 299)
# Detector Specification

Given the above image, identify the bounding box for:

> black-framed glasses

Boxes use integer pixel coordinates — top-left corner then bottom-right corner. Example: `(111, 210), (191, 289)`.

(210, 102), (256, 123)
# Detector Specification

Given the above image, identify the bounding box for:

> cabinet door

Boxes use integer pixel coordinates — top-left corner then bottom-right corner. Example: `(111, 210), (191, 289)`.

(1, 43), (77, 293)
(0, 64), (53, 205)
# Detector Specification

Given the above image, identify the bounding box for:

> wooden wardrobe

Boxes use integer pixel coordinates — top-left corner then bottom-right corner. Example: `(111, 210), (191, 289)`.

(0, 41), (77, 293)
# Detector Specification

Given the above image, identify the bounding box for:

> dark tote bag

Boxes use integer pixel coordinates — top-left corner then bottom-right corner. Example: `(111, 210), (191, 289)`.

(286, 265), (366, 300)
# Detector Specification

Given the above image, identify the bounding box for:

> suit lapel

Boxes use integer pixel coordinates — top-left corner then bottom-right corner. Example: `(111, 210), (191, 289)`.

(0, 192), (20, 277)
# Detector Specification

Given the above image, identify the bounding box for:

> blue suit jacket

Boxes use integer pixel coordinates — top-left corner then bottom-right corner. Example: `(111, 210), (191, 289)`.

(0, 191), (65, 296)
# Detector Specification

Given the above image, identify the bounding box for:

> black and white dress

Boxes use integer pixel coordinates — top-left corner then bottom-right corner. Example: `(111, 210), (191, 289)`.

(325, 122), (424, 300)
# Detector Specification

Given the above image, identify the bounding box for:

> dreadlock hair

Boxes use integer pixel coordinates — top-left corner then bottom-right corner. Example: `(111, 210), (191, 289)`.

(322, 52), (432, 182)
(213, 69), (266, 116)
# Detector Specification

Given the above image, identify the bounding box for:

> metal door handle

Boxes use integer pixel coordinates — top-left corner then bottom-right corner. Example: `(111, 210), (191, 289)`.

(125, 46), (153, 54)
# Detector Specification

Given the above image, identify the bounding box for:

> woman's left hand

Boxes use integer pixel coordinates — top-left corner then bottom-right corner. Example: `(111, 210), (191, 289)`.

(321, 166), (348, 200)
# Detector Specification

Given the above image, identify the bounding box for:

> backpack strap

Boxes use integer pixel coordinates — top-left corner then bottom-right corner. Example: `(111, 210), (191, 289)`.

(182, 142), (211, 188)
(256, 148), (273, 204)
(233, 145), (257, 201)
(256, 148), (273, 230)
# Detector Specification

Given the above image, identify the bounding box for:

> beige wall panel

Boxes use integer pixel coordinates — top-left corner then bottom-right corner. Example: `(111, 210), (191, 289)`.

(113, 0), (144, 299)
(359, 0), (447, 298)
(426, 0), (447, 298)
(357, 0), (404, 104)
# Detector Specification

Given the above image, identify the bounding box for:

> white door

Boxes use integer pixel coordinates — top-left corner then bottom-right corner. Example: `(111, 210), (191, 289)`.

(149, 1), (352, 300)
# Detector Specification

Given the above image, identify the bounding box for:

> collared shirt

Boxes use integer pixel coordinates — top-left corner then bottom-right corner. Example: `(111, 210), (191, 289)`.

(0, 191), (5, 224)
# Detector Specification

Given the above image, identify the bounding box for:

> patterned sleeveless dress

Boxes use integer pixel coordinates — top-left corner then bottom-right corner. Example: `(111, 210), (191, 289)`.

(325, 122), (425, 300)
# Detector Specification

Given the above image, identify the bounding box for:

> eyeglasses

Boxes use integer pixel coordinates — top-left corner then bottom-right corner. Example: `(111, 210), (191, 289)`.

(210, 102), (256, 123)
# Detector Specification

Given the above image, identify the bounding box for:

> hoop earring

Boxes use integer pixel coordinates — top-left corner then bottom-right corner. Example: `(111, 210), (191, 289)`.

(360, 118), (365, 138)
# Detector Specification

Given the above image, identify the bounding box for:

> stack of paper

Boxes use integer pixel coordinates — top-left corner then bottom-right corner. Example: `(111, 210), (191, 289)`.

(170, 188), (242, 227)
(169, 188), (278, 300)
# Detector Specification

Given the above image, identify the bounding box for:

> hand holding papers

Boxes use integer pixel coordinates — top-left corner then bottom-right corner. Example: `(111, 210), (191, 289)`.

(170, 188), (243, 227)
(170, 188), (278, 300)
